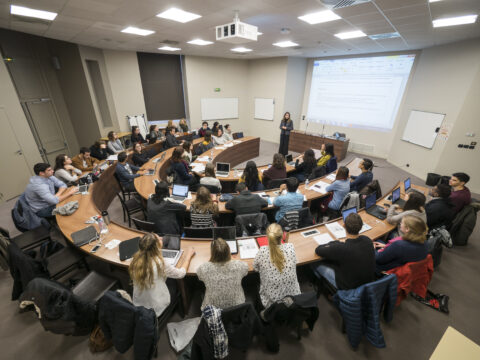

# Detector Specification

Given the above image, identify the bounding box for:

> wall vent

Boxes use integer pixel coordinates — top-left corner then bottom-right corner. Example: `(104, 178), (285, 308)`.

(348, 141), (375, 156)
(319, 0), (371, 10)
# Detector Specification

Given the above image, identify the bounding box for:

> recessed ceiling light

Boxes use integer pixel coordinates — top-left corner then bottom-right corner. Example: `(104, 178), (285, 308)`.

(121, 26), (155, 36)
(368, 32), (400, 40)
(157, 7), (201, 23)
(10, 5), (57, 21)
(187, 39), (213, 46)
(429, 0), (442, 3)
(433, 14), (478, 28)
(334, 30), (367, 39)
(298, 10), (341, 25)
(159, 46), (181, 51)
(231, 47), (252, 53)
(273, 41), (298, 48)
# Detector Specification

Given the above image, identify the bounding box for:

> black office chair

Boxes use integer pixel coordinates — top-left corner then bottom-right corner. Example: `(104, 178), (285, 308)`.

(116, 194), (145, 227)
(308, 166), (327, 180)
(235, 213), (268, 237)
(113, 172), (136, 201)
(184, 227), (214, 239)
(0, 226), (50, 251)
(132, 217), (156, 232)
(213, 226), (236, 240)
(72, 270), (117, 303)
(267, 178), (288, 190)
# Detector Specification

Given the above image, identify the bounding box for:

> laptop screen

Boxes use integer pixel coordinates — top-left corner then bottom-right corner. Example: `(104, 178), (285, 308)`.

(216, 163), (230, 173)
(236, 132), (244, 139)
(172, 184), (189, 197)
(404, 178), (411, 191)
(392, 187), (401, 203)
(286, 154), (293, 163)
(365, 193), (376, 210)
(342, 207), (357, 222)
(213, 227), (236, 241)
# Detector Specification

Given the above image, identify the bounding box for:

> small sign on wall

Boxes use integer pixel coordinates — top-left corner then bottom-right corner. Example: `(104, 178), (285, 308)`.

(214, 88), (221, 92)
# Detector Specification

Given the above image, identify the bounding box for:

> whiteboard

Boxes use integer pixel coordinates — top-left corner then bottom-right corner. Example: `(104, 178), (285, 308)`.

(201, 98), (238, 120)
(402, 110), (445, 149)
(254, 98), (274, 120)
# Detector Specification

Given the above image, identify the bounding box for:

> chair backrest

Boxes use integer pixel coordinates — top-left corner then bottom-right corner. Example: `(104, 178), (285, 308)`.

(326, 156), (337, 173)
(132, 218), (155, 232)
(198, 184), (221, 194)
(308, 166), (326, 180)
(184, 227), (214, 239)
(267, 178), (288, 190)
(279, 211), (300, 231)
(190, 213), (214, 228)
(235, 213), (268, 237)
(213, 226), (236, 240)
(298, 207), (315, 228)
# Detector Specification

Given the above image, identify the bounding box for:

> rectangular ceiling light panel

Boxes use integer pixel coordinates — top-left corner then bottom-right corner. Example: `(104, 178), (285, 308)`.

(10, 5), (57, 21)
(157, 8), (201, 23)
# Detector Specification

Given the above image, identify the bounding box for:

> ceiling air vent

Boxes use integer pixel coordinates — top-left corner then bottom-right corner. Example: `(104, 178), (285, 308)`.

(319, 0), (371, 9)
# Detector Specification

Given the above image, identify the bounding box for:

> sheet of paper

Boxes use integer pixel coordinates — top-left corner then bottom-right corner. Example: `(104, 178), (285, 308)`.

(226, 240), (237, 254)
(105, 239), (121, 249)
(314, 233), (335, 246)
(359, 223), (372, 234)
(326, 173), (336, 181)
(325, 221), (347, 239)
(224, 142), (234, 147)
(233, 140), (241, 144)
(107, 155), (117, 161)
(191, 164), (205, 173)
(310, 181), (330, 194)
(215, 146), (226, 150)
(237, 238), (259, 259)
(196, 156), (209, 162)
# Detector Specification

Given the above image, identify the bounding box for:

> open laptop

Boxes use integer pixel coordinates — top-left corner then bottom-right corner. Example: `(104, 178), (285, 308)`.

(213, 226), (237, 254)
(391, 187), (406, 208)
(342, 207), (357, 222)
(404, 177), (411, 192)
(285, 154), (295, 166)
(118, 236), (182, 265)
(161, 234), (183, 266)
(365, 193), (387, 220)
(171, 184), (189, 201)
(75, 183), (90, 194)
(216, 162), (230, 177)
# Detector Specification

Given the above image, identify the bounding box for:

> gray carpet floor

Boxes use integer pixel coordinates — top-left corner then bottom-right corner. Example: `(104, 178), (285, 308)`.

(1, 140), (479, 360)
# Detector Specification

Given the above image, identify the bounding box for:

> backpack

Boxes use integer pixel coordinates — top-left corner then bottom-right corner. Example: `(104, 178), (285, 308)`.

(425, 226), (452, 268)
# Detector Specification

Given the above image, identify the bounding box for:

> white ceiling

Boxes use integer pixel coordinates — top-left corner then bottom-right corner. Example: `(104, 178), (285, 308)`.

(0, 0), (479, 58)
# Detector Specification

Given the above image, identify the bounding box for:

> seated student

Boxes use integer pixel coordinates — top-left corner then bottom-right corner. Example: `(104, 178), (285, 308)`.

(239, 161), (264, 192)
(165, 126), (182, 149)
(190, 186), (218, 227)
(200, 162), (222, 193)
(131, 125), (146, 145)
(211, 121), (220, 135)
(132, 143), (150, 167)
(350, 158), (373, 192)
(449, 172), (471, 215)
(129, 233), (195, 317)
(54, 154), (82, 185)
(314, 213), (375, 290)
(147, 181), (187, 235)
(325, 166), (350, 214)
(212, 128), (227, 146)
(226, 182), (268, 216)
(273, 177), (304, 222)
(24, 163), (78, 218)
(107, 131), (125, 154)
(223, 124), (234, 142)
(167, 120), (178, 133)
(294, 149), (317, 182)
(90, 141), (110, 161)
(179, 118), (189, 133)
(195, 131), (214, 155)
(197, 238), (248, 310)
(197, 121), (210, 137)
(71, 147), (100, 172)
(387, 191), (427, 236)
(253, 223), (301, 308)
(263, 153), (287, 188)
(181, 141), (195, 164)
(317, 143), (334, 167)
(425, 184), (454, 229)
(375, 215), (428, 272)
(170, 146), (195, 186)
(115, 151), (145, 192)
(148, 124), (163, 144)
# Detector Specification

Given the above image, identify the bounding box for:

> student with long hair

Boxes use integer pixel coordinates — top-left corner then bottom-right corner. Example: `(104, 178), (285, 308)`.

(375, 215), (428, 272)
(325, 166), (350, 213)
(294, 148), (317, 182)
(131, 125), (146, 144)
(132, 142), (150, 167)
(107, 131), (124, 154)
(90, 140), (110, 161)
(170, 146), (194, 186)
(263, 153), (287, 188)
(167, 119), (178, 133)
(387, 191), (427, 233)
(278, 112), (293, 156)
(179, 118), (189, 133)
(239, 161), (264, 191)
(200, 162), (222, 192)
(129, 233), (195, 317)
(212, 128), (226, 145)
(190, 186), (219, 227)
(211, 121), (220, 135)
(147, 181), (186, 235)
(253, 223), (301, 308)
(196, 130), (214, 155)
(148, 124), (163, 144)
(317, 143), (334, 167)
(223, 124), (234, 142)
(181, 141), (194, 164)
(197, 238), (248, 309)
(54, 154), (82, 185)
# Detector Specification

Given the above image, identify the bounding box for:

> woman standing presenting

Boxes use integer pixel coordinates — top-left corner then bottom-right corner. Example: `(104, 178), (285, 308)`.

(279, 112), (293, 156)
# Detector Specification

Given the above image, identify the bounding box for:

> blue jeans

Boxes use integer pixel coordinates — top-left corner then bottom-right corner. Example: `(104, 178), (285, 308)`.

(36, 205), (56, 218)
(313, 264), (337, 288)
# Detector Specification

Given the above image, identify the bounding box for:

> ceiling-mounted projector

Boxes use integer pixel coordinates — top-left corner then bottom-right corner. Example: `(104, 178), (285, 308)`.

(216, 11), (257, 44)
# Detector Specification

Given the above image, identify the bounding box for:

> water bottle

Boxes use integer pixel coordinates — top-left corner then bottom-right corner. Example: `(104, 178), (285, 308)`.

(101, 210), (110, 225)
(98, 217), (108, 234)
(87, 174), (92, 184)
(305, 179), (310, 189)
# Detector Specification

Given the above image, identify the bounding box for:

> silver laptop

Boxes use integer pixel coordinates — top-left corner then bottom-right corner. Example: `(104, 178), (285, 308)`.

(162, 249), (183, 266)
(216, 162), (230, 177)
(171, 184), (189, 201)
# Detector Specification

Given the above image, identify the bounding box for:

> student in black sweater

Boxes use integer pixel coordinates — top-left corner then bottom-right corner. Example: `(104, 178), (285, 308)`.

(350, 158), (373, 192)
(131, 143), (150, 167)
(313, 213), (375, 290)
(131, 125), (146, 144)
(225, 183), (268, 216)
(147, 181), (186, 235)
(294, 148), (317, 182)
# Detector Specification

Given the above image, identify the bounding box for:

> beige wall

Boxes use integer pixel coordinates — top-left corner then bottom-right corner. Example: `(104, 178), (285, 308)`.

(0, 49), (43, 172)
(184, 56), (249, 132)
(283, 57), (308, 133)
(103, 50), (147, 132)
(387, 39), (480, 193)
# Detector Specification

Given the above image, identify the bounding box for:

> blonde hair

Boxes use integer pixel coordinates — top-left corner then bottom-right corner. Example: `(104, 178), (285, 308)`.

(267, 223), (285, 272)
(402, 215), (428, 244)
(129, 234), (165, 291)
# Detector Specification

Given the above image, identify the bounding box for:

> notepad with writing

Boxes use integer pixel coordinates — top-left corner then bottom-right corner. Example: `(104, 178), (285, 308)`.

(237, 238), (259, 259)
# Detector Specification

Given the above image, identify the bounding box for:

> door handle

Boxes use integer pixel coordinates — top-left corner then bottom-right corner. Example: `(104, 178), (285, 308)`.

(15, 149), (23, 155)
